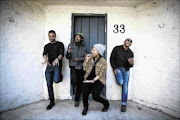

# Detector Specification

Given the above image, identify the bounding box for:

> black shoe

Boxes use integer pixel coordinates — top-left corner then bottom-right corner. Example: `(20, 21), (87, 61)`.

(121, 105), (126, 113)
(46, 101), (55, 110)
(82, 107), (88, 116)
(74, 101), (79, 107)
(102, 102), (110, 112)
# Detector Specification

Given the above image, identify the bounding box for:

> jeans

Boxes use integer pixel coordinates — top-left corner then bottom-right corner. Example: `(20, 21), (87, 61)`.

(70, 67), (85, 101)
(115, 67), (130, 106)
(82, 80), (109, 107)
(45, 65), (62, 102)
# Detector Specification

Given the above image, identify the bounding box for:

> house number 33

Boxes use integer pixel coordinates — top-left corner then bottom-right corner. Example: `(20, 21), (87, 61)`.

(113, 24), (125, 33)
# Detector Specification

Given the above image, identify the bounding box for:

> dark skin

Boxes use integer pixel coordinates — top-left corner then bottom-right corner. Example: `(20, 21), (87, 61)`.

(67, 34), (83, 62)
(114, 38), (134, 75)
(42, 32), (63, 66)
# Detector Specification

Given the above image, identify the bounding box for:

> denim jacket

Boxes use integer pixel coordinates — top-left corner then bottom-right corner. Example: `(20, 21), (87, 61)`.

(66, 41), (87, 70)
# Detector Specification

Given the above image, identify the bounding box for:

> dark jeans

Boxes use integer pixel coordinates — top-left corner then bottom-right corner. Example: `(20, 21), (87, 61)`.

(70, 67), (85, 101)
(83, 80), (109, 107)
(45, 65), (62, 102)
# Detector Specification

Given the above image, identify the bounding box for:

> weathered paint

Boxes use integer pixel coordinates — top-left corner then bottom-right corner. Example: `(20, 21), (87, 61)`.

(0, 0), (179, 118)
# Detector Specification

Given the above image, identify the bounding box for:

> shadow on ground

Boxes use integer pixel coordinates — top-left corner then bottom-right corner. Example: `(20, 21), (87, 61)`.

(0, 100), (178, 120)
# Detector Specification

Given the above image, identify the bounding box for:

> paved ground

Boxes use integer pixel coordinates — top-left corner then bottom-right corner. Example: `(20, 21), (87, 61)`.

(0, 100), (178, 120)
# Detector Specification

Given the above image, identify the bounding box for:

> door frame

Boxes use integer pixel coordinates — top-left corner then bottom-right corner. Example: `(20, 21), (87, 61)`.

(71, 13), (107, 59)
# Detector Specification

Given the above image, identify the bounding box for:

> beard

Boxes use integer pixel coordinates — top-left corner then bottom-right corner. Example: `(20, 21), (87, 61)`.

(124, 43), (130, 48)
(76, 40), (82, 46)
(50, 39), (55, 42)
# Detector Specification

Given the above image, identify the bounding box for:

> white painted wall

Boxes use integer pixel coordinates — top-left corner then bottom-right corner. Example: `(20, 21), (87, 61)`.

(44, 5), (135, 101)
(0, 0), (179, 118)
(44, 0), (180, 118)
(132, 0), (180, 118)
(0, 0), (45, 112)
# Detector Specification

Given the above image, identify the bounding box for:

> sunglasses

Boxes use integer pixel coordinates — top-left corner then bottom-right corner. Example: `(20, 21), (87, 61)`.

(126, 39), (133, 43)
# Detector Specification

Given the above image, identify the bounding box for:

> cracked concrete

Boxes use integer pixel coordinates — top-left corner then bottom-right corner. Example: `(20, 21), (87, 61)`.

(0, 100), (178, 120)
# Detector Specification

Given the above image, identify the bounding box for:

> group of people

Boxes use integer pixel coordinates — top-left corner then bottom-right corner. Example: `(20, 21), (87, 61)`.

(42, 30), (134, 116)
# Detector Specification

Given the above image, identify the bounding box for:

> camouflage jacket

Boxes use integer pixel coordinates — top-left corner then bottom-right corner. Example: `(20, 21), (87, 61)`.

(66, 41), (87, 70)
(83, 56), (107, 85)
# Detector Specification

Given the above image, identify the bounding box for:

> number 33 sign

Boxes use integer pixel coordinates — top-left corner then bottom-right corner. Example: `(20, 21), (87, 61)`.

(113, 24), (125, 33)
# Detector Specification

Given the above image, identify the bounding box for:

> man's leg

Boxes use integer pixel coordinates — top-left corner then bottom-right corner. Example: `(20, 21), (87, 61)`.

(75, 69), (84, 106)
(45, 69), (55, 110)
(121, 68), (130, 112)
(53, 65), (61, 83)
(70, 67), (77, 85)
(92, 81), (110, 112)
(115, 68), (124, 86)
(70, 67), (80, 106)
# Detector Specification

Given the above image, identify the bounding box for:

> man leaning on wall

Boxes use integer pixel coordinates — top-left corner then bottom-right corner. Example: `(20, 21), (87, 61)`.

(110, 38), (134, 113)
(66, 32), (87, 107)
(42, 30), (64, 110)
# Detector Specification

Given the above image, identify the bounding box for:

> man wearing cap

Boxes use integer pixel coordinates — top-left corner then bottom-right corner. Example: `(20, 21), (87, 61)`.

(66, 32), (87, 107)
(110, 38), (134, 113)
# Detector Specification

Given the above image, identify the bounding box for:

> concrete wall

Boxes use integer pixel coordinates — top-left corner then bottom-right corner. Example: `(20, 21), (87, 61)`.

(0, 0), (45, 112)
(44, 5), (135, 101)
(132, 0), (180, 118)
(0, 0), (179, 118)
(44, 0), (180, 118)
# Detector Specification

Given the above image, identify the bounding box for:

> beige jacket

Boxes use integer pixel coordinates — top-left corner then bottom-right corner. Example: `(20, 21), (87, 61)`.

(83, 56), (107, 85)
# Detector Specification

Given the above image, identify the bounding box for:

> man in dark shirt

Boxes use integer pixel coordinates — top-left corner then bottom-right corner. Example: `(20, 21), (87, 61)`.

(110, 38), (134, 113)
(66, 32), (87, 107)
(42, 30), (64, 110)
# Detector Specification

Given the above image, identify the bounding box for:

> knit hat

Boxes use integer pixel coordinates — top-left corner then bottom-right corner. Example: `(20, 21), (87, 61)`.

(93, 44), (106, 56)
(74, 32), (84, 40)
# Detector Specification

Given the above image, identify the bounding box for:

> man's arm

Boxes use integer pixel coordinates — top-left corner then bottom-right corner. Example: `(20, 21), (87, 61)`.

(42, 45), (51, 66)
(128, 52), (134, 67)
(42, 55), (50, 65)
(52, 43), (64, 66)
(66, 44), (71, 59)
(110, 47), (117, 70)
(78, 47), (87, 62)
(59, 43), (64, 59)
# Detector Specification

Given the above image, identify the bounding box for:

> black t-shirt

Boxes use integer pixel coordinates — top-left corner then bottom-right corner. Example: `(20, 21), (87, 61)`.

(110, 45), (134, 71)
(86, 57), (102, 80)
(43, 41), (64, 65)
(86, 66), (95, 80)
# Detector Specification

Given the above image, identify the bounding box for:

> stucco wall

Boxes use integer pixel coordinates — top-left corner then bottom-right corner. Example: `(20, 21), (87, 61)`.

(44, 0), (180, 118)
(0, 0), (45, 112)
(44, 5), (135, 101)
(132, 0), (180, 118)
(0, 0), (179, 118)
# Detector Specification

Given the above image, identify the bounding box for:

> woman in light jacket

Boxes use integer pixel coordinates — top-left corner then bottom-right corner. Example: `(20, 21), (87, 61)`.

(82, 44), (110, 116)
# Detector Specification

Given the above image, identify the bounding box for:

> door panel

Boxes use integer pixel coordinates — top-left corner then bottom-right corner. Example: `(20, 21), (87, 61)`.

(73, 16), (106, 59)
(90, 18), (98, 53)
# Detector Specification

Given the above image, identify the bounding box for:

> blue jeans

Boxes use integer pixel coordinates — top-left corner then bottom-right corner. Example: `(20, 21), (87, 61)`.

(45, 65), (62, 102)
(115, 67), (130, 106)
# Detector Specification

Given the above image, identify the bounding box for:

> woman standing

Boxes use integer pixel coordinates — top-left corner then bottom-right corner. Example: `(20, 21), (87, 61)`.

(82, 44), (110, 116)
